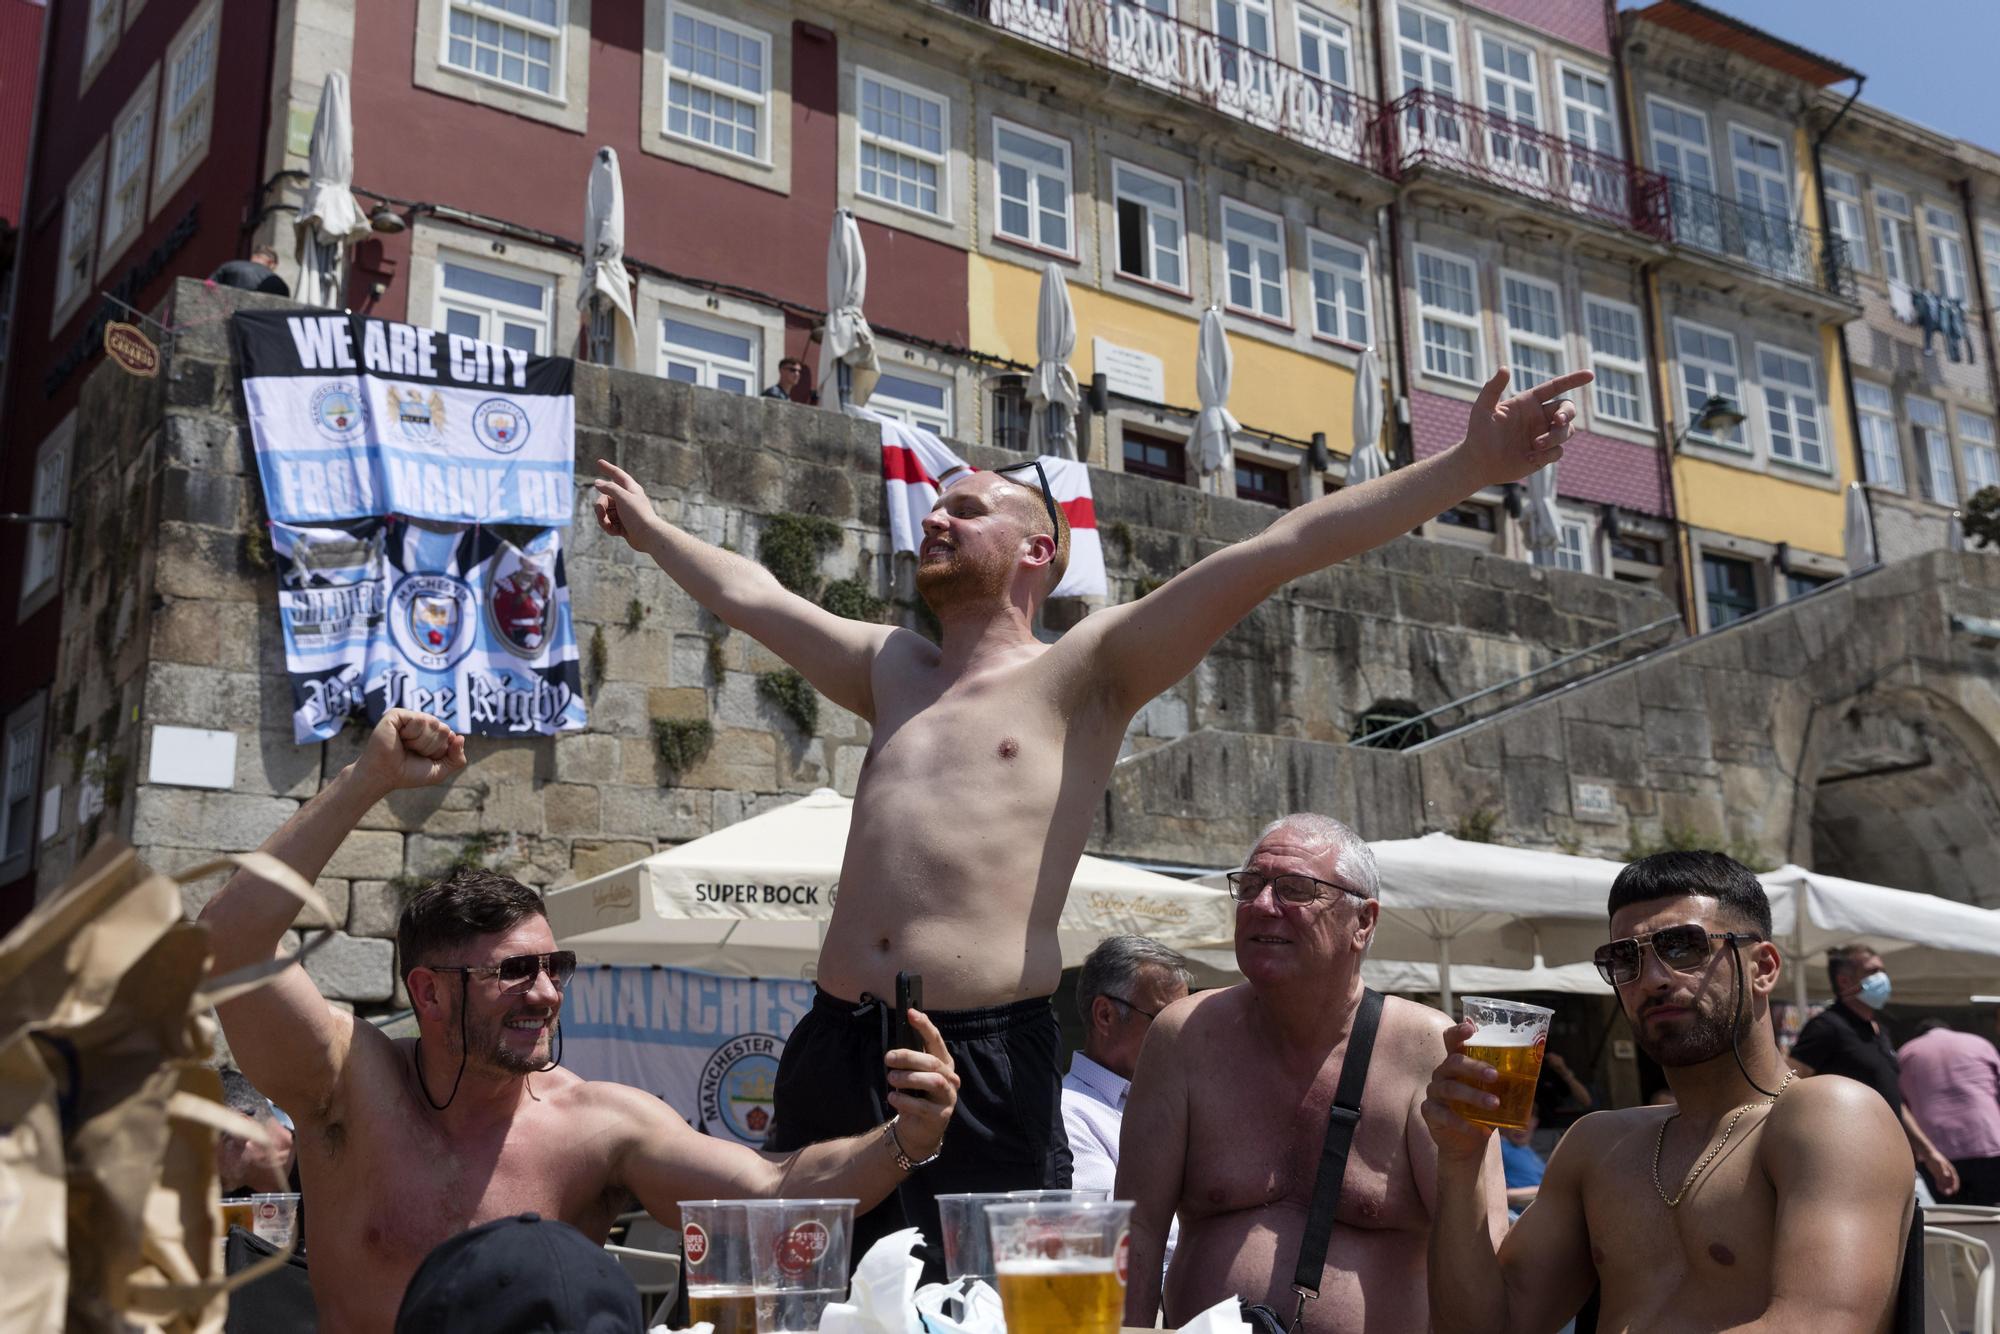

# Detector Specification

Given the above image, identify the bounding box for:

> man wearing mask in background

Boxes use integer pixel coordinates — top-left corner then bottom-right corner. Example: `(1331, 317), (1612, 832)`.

(1791, 944), (1960, 1198)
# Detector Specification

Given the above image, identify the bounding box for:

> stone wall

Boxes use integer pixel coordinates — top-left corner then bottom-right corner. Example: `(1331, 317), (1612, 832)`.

(38, 278), (1677, 1000)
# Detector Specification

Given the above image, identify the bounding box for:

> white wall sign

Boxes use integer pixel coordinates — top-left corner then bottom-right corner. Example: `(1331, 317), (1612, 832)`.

(1572, 781), (1618, 822)
(1091, 338), (1166, 403)
(147, 725), (238, 790)
(40, 786), (60, 843)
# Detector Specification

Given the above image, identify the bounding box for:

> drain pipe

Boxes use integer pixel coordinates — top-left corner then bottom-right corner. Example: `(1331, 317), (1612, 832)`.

(1809, 76), (1868, 507)
(1367, 0), (1416, 468)
(1960, 177), (2000, 452)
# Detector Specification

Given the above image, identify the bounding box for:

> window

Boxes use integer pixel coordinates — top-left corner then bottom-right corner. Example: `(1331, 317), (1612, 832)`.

(1822, 167), (1868, 275)
(1610, 534), (1662, 566)
(1296, 7), (1353, 95)
(1925, 205), (1968, 302)
(54, 153), (104, 322)
(1216, 0), (1275, 92)
(1674, 320), (1743, 449)
(1533, 516), (1593, 574)
(1478, 34), (1543, 179)
(1785, 571), (1831, 600)
(857, 70), (947, 219)
(1222, 200), (1287, 321)
(993, 121), (1072, 254)
(1396, 5), (1462, 149)
(1983, 225), (2000, 315)
(1756, 346), (1825, 471)
(1647, 98), (1714, 190)
(1123, 428), (1186, 483)
(436, 257), (553, 354)
(154, 2), (218, 199)
(1235, 457), (1290, 507)
(0, 696), (44, 880)
(101, 75), (155, 263)
(1875, 188), (1916, 286)
(1854, 381), (1904, 492)
(1559, 66), (1616, 159)
(1583, 297), (1648, 427)
(446, 0), (562, 97)
(84, 0), (122, 78)
(1112, 162), (1186, 290)
(1961, 414), (1999, 496)
(21, 427), (71, 609)
(1416, 248), (1480, 384)
(1910, 397), (1954, 505)
(1501, 273), (1563, 390)
(1729, 126), (1789, 220)
(990, 379), (1030, 452)
(1438, 502), (1497, 532)
(665, 5), (768, 161)
(661, 313), (759, 394)
(872, 369), (954, 436)
(1702, 554), (1757, 629)
(1307, 232), (1369, 345)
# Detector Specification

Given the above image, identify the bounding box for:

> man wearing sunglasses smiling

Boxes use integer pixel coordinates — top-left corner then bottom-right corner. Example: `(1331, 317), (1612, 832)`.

(1421, 851), (1914, 1334)
(592, 362), (1587, 1259)
(200, 710), (961, 1333)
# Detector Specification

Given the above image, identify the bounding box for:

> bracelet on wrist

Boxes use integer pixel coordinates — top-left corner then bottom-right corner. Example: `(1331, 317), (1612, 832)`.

(884, 1114), (942, 1173)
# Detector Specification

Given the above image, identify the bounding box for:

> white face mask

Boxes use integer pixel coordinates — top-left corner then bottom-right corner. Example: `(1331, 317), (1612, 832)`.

(1856, 970), (1892, 1010)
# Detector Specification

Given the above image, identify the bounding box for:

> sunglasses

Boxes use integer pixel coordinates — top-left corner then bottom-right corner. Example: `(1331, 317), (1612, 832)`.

(991, 459), (1062, 537)
(1224, 871), (1371, 907)
(1592, 925), (1759, 987)
(428, 949), (578, 991)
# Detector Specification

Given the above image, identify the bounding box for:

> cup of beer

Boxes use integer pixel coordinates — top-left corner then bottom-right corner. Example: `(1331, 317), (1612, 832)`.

(745, 1198), (856, 1334)
(248, 1193), (301, 1248)
(984, 1199), (1132, 1334)
(938, 1189), (1110, 1283)
(1458, 995), (1554, 1130)
(677, 1201), (758, 1334)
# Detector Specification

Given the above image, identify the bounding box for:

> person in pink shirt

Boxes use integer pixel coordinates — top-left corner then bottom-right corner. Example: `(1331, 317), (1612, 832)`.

(1899, 1018), (2000, 1205)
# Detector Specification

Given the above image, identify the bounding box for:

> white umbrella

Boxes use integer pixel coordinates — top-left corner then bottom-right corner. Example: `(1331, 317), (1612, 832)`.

(579, 146), (635, 367)
(293, 73), (371, 309)
(1345, 346), (1390, 484)
(820, 209), (880, 412)
(1759, 864), (2000, 1010)
(544, 789), (1236, 978)
(1027, 263), (1080, 459)
(1523, 461), (1561, 557)
(1193, 307), (1238, 492)
(1844, 481), (1877, 570)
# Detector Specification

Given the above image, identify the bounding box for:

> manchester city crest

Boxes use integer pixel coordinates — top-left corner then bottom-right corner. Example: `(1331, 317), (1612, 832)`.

(310, 382), (366, 442)
(473, 397), (531, 454)
(387, 573), (478, 671)
(486, 544), (554, 658)
(698, 1034), (782, 1146)
(384, 385), (446, 444)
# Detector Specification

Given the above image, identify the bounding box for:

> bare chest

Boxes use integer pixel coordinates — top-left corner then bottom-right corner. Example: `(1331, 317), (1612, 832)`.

(1584, 1129), (1776, 1302)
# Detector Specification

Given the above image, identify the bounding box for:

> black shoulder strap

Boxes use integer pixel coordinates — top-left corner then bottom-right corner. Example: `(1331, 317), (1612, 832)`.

(1892, 1202), (1924, 1333)
(1291, 987), (1385, 1299)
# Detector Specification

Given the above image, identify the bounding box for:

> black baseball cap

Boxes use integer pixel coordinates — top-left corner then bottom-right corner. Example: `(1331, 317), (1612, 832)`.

(395, 1213), (644, 1333)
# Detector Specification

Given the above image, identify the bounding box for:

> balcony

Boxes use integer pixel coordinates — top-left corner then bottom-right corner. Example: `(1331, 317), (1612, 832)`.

(1658, 178), (1855, 300)
(1383, 90), (1673, 242)
(945, 0), (1390, 176)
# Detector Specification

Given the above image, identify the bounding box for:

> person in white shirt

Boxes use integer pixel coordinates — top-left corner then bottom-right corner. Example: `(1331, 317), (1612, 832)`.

(1063, 936), (1192, 1260)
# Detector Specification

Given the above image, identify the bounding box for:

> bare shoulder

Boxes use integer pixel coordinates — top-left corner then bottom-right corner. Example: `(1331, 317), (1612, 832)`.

(1766, 1075), (1903, 1160)
(1379, 994), (1454, 1069)
(875, 626), (942, 672)
(569, 1072), (685, 1127)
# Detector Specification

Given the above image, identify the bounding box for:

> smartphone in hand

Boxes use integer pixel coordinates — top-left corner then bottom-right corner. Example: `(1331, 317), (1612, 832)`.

(895, 971), (923, 1055)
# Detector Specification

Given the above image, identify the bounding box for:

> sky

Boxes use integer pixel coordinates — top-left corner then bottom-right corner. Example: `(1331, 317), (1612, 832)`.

(1650, 0), (2000, 151)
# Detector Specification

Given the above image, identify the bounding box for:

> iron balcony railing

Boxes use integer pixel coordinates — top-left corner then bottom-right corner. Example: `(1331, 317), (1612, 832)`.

(1659, 178), (1855, 299)
(958, 0), (1390, 175)
(1382, 89), (1673, 241)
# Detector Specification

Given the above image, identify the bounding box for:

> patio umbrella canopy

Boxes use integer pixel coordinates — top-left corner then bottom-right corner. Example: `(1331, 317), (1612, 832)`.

(293, 73), (371, 309)
(1345, 346), (1389, 485)
(1027, 263), (1080, 459)
(1192, 307), (1239, 489)
(820, 209), (880, 411)
(579, 146), (635, 366)
(1759, 865), (2000, 1008)
(1523, 462), (1561, 557)
(1844, 481), (1877, 570)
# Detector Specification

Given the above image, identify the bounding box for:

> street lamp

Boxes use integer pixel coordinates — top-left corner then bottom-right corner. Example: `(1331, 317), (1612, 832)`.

(1673, 393), (1746, 449)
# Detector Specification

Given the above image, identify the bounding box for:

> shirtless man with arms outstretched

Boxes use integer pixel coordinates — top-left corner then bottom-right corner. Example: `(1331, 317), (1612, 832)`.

(1422, 851), (1914, 1334)
(199, 710), (960, 1333)
(592, 366), (1586, 1259)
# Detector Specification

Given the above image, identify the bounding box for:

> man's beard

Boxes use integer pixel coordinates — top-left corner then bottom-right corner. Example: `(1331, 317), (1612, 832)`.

(915, 548), (1010, 613)
(464, 1003), (556, 1074)
(1631, 990), (1748, 1068)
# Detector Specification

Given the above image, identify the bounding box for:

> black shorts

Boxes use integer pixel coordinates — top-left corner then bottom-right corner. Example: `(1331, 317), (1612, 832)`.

(764, 987), (1072, 1278)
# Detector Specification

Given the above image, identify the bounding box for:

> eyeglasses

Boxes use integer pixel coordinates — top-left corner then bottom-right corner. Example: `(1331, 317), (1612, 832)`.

(1592, 926), (1759, 987)
(428, 950), (578, 991)
(1102, 993), (1161, 1021)
(991, 459), (1062, 538)
(1224, 871), (1371, 908)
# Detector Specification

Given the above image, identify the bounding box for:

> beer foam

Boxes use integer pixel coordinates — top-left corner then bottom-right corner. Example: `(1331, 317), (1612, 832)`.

(1467, 1025), (1540, 1047)
(995, 1258), (1118, 1275)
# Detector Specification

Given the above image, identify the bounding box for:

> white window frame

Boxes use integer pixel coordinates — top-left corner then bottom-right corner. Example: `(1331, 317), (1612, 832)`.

(54, 147), (106, 329)
(152, 0), (219, 210)
(1854, 381), (1904, 493)
(1500, 270), (1564, 392)
(20, 423), (73, 616)
(870, 365), (955, 437)
(1110, 160), (1188, 293)
(991, 119), (1074, 257)
(433, 252), (555, 355)
(1306, 229), (1370, 347)
(1982, 224), (2000, 314)
(1582, 295), (1649, 428)
(1296, 5), (1354, 95)
(1753, 343), (1827, 473)
(83, 0), (123, 86)
(1875, 187), (1915, 286)
(442, 0), (567, 102)
(1727, 123), (1790, 219)
(1909, 396), (1955, 506)
(1395, 2), (1460, 101)
(662, 2), (770, 164)
(1673, 317), (1745, 452)
(100, 69), (157, 269)
(0, 694), (46, 884)
(1646, 95), (1714, 190)
(1924, 205), (1969, 302)
(1821, 165), (1869, 275)
(1556, 62), (1617, 158)
(1532, 512), (1594, 575)
(659, 308), (762, 395)
(855, 68), (950, 221)
(1476, 31), (1544, 181)
(1414, 244), (1482, 386)
(1221, 198), (1289, 323)
(1959, 412), (1999, 496)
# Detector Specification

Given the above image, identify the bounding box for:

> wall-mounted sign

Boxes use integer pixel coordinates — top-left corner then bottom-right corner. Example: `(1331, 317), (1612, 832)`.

(104, 322), (160, 377)
(1091, 338), (1165, 403)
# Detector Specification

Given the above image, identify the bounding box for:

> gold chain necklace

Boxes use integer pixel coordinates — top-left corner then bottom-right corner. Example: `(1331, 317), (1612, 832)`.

(1652, 1070), (1796, 1209)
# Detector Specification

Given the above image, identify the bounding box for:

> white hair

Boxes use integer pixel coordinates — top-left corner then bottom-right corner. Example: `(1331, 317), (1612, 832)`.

(1250, 813), (1379, 899)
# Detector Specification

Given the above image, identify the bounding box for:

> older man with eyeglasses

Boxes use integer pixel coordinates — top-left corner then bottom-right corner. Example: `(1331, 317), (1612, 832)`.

(198, 710), (960, 1333)
(1118, 813), (1506, 1333)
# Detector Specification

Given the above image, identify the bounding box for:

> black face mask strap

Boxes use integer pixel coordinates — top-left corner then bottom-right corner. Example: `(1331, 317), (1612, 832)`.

(415, 972), (470, 1112)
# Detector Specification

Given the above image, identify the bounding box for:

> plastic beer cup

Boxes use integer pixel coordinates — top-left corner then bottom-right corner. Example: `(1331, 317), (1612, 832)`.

(249, 1192), (301, 1248)
(678, 1201), (758, 1334)
(938, 1188), (1109, 1283)
(985, 1199), (1132, 1334)
(1458, 996), (1554, 1130)
(746, 1198), (855, 1333)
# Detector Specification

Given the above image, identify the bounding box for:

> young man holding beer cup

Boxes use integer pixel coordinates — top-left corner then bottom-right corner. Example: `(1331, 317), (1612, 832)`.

(1421, 851), (1914, 1333)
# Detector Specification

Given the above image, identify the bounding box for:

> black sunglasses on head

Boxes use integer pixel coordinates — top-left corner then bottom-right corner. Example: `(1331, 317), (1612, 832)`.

(990, 459), (1062, 537)
(428, 949), (578, 991)
(1592, 925), (1759, 987)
